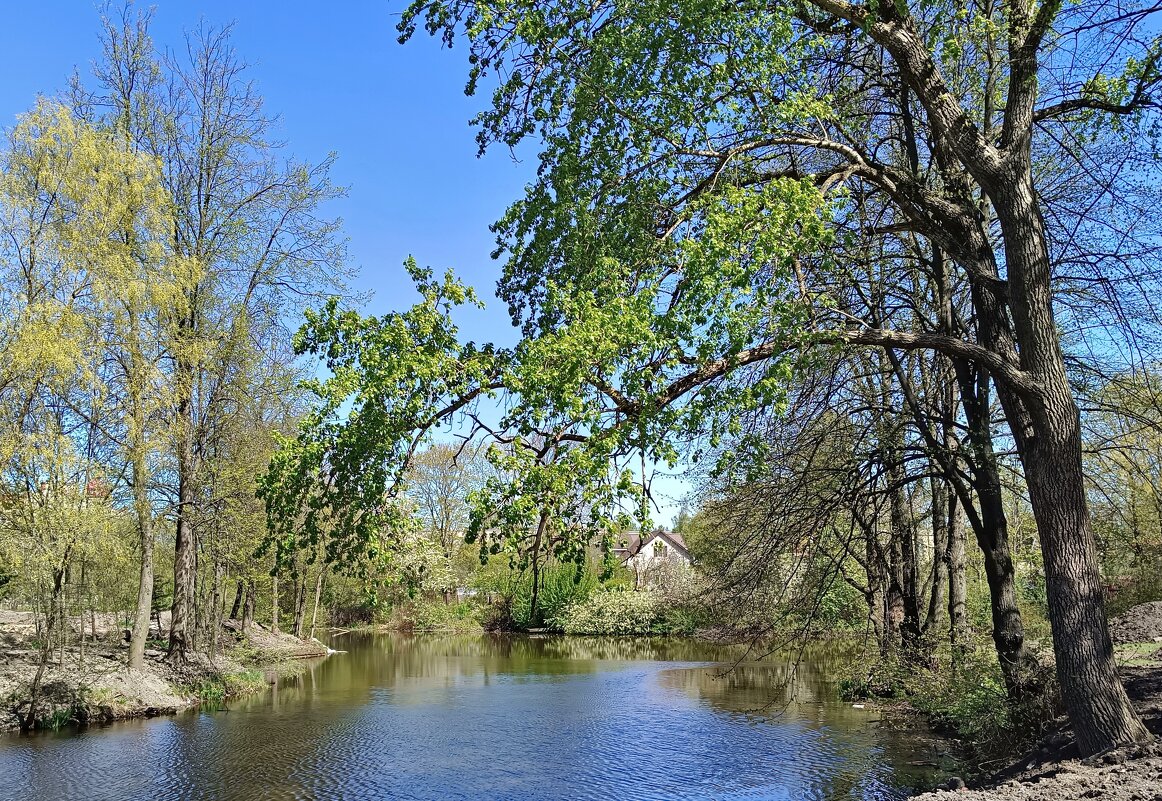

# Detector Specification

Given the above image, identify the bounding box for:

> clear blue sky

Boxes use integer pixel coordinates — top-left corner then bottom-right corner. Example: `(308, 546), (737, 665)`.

(0, 1), (689, 523)
(0, 1), (526, 339)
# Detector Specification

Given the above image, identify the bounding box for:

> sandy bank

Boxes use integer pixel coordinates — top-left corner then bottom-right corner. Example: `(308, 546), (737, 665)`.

(0, 614), (328, 731)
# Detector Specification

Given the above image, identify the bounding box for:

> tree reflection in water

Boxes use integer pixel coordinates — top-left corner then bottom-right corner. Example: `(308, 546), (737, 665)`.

(0, 633), (954, 800)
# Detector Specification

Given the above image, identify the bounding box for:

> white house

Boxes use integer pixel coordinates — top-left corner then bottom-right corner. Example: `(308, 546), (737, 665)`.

(613, 529), (693, 586)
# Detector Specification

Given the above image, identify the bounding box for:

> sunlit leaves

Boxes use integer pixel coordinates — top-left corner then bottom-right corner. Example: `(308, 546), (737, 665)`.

(259, 262), (498, 580)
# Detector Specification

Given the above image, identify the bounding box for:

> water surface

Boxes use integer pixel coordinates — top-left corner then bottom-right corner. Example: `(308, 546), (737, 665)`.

(0, 633), (949, 800)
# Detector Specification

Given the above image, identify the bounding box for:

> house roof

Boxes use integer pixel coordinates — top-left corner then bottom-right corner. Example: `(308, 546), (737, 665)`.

(613, 529), (691, 562)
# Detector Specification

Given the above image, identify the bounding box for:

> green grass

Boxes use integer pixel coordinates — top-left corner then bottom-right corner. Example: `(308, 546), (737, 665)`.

(397, 599), (485, 632)
(182, 669), (267, 707)
(1115, 641), (1161, 667)
(44, 705), (74, 729)
(224, 669), (266, 696)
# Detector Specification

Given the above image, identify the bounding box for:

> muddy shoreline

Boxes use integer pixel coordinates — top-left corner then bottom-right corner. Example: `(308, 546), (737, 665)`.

(915, 601), (1162, 799)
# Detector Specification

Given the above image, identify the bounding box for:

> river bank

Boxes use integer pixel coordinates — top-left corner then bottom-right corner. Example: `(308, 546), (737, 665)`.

(0, 611), (328, 732)
(917, 745), (1162, 799)
(913, 668), (1162, 799)
(915, 600), (1162, 799)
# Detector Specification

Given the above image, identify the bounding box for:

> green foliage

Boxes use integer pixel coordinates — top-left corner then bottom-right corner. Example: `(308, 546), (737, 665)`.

(553, 589), (662, 635)
(267, 0), (842, 590)
(905, 656), (1014, 747)
(325, 577), (390, 627)
(185, 669), (267, 707)
(843, 639), (1060, 761)
(184, 679), (228, 706)
(44, 704), (74, 730)
(223, 669), (266, 697)
(656, 603), (702, 636)
(811, 577), (866, 631)
(0, 10), (347, 669)
(502, 561), (600, 629)
(396, 599), (484, 632)
(259, 263), (497, 581)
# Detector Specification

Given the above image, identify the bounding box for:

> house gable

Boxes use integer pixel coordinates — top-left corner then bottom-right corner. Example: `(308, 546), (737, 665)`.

(614, 529), (692, 565)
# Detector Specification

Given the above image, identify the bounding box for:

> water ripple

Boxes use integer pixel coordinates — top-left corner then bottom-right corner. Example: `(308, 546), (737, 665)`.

(0, 635), (944, 800)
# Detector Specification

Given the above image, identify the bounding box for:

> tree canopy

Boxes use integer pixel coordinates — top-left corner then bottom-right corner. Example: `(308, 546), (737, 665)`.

(257, 0), (1162, 755)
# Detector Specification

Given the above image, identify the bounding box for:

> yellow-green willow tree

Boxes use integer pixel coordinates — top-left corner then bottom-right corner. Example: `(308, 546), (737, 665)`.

(76, 10), (348, 660)
(0, 100), (194, 672)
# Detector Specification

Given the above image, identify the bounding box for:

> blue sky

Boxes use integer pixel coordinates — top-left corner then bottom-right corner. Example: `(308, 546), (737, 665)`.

(0, 1), (689, 523)
(0, 0), (526, 341)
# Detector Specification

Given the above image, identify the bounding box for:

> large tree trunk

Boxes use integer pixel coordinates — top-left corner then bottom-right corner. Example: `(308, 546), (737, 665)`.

(923, 475), (949, 637)
(309, 568), (326, 641)
(973, 460), (1037, 698)
(241, 581), (255, 633)
(292, 573), (308, 638)
(887, 459), (922, 654)
(863, 521), (887, 650)
(991, 166), (1149, 753)
(947, 351), (1038, 698)
(885, 526), (905, 654)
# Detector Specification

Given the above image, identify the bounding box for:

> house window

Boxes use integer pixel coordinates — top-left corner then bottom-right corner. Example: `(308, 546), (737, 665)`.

(653, 540), (667, 558)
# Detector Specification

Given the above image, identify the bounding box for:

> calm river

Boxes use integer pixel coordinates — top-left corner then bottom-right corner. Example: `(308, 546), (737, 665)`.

(0, 633), (951, 800)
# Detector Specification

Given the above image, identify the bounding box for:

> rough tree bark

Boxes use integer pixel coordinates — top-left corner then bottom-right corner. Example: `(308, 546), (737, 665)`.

(947, 493), (969, 654)
(989, 164), (1150, 751)
(887, 456), (922, 654)
(128, 452), (154, 671)
(230, 580), (244, 620)
(865, 527), (887, 650)
(168, 402), (197, 662)
(886, 530), (905, 654)
(800, 0), (1151, 751)
(241, 582), (255, 633)
(923, 475), (949, 637)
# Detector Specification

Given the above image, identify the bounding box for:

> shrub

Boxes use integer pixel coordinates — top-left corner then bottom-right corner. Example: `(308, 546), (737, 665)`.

(224, 669), (266, 697)
(184, 668), (269, 707)
(812, 578), (866, 630)
(185, 678), (227, 705)
(657, 603), (701, 636)
(553, 589), (663, 635)
(842, 637), (1060, 764)
(906, 655), (1014, 745)
(400, 599), (484, 632)
(502, 561), (600, 629)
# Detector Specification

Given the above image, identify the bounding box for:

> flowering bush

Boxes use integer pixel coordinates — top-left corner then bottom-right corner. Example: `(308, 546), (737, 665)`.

(552, 589), (663, 635)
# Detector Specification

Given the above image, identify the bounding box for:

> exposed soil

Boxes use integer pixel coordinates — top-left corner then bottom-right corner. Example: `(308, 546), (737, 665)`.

(0, 611), (327, 732)
(918, 747), (1162, 800)
(915, 602), (1162, 799)
(1110, 601), (1162, 645)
